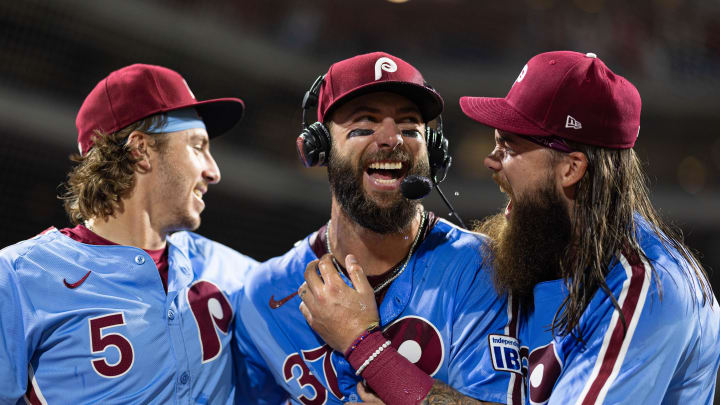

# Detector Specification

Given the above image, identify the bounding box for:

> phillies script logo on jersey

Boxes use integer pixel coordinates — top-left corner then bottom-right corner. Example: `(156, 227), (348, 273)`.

(384, 315), (444, 376)
(282, 315), (444, 405)
(526, 342), (563, 405)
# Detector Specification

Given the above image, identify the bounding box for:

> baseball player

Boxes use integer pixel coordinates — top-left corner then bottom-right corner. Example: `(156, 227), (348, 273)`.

(233, 52), (517, 405)
(0, 64), (256, 403)
(460, 51), (720, 404)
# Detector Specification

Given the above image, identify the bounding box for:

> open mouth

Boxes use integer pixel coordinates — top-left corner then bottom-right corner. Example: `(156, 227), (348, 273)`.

(365, 160), (408, 188)
(495, 181), (513, 218)
(193, 188), (205, 202)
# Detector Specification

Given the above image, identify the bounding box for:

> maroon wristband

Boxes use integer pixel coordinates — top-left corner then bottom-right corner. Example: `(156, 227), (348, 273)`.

(347, 331), (434, 405)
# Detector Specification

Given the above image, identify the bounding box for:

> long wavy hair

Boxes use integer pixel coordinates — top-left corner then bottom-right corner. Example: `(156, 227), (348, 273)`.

(60, 114), (169, 225)
(552, 141), (714, 339)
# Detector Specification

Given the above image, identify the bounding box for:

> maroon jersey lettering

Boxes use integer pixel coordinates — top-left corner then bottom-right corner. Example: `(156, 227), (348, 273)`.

(384, 315), (444, 376)
(283, 352), (328, 405)
(528, 342), (563, 405)
(302, 345), (344, 400)
(187, 280), (234, 363)
(89, 312), (135, 378)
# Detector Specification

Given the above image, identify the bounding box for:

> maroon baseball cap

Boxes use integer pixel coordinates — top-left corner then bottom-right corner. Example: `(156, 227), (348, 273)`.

(76, 64), (244, 155)
(460, 51), (641, 149)
(317, 52), (443, 123)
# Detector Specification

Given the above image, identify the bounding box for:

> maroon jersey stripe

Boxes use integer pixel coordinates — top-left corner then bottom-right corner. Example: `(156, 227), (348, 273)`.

(580, 249), (647, 405)
(25, 367), (44, 405)
(507, 295), (523, 405)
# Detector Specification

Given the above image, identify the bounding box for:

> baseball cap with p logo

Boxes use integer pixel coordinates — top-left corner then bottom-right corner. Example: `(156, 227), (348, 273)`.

(76, 64), (245, 155)
(316, 51), (443, 123)
(459, 51), (641, 149)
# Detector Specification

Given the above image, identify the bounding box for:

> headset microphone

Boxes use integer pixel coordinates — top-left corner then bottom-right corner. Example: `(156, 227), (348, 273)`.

(401, 175), (432, 200)
(401, 175), (467, 229)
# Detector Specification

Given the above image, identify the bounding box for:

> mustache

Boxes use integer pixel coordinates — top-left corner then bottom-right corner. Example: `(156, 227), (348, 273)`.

(361, 148), (412, 168)
(492, 173), (512, 195)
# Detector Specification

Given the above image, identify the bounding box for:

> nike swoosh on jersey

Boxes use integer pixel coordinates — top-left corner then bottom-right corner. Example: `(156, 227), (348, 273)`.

(63, 270), (92, 289)
(269, 291), (298, 309)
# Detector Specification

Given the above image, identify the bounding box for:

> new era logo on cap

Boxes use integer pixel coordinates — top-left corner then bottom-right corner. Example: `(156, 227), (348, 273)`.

(566, 115), (582, 129)
(459, 51), (642, 149)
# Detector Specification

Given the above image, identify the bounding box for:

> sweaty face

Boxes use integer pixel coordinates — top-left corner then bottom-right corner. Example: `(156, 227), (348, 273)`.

(327, 92), (431, 234)
(148, 128), (220, 233)
(477, 130), (571, 301)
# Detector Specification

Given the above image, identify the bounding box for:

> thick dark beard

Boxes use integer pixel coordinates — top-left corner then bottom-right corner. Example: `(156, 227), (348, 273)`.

(328, 146), (429, 234)
(475, 180), (572, 306)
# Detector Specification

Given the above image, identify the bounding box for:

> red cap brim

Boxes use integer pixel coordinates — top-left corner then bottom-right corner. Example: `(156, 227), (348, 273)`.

(459, 96), (552, 136)
(322, 82), (443, 123)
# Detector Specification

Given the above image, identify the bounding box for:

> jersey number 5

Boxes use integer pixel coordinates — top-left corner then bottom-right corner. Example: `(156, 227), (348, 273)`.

(89, 313), (135, 378)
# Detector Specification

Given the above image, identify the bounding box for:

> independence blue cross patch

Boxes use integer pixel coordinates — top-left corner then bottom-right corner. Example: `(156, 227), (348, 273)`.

(488, 334), (522, 374)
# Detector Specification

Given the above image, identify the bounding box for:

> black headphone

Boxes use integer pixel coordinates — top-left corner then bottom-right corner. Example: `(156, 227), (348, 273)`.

(295, 74), (452, 183)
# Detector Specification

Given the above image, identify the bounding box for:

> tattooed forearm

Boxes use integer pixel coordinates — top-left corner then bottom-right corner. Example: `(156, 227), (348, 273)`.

(421, 380), (501, 405)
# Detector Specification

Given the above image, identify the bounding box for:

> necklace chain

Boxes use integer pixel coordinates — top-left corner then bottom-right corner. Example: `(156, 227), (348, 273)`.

(325, 211), (427, 294)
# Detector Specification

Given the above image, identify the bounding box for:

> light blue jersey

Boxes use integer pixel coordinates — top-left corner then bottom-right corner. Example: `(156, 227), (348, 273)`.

(235, 218), (517, 404)
(517, 218), (720, 405)
(0, 228), (257, 404)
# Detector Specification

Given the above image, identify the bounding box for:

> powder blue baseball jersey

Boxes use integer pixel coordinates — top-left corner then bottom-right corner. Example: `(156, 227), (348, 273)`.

(516, 217), (720, 405)
(0, 227), (257, 404)
(234, 218), (517, 405)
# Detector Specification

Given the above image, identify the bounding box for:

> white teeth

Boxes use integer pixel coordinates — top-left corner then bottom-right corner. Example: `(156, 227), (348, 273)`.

(368, 162), (402, 170)
(375, 178), (397, 185)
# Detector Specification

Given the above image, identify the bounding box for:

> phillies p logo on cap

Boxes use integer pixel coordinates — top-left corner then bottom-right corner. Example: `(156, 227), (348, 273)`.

(374, 57), (398, 81)
(316, 51), (444, 123)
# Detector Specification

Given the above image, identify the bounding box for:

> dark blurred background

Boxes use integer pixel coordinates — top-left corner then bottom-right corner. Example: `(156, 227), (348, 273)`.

(1, 0), (718, 400)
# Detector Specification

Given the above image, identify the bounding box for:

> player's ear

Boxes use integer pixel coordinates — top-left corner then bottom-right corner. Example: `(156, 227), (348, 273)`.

(555, 151), (587, 197)
(127, 130), (151, 171)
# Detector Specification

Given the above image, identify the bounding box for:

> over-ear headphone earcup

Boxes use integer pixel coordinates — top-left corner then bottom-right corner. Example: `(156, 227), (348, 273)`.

(426, 126), (450, 182)
(296, 121), (331, 167)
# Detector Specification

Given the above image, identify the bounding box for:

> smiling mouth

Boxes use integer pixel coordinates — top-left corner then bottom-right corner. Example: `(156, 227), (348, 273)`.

(365, 161), (408, 186)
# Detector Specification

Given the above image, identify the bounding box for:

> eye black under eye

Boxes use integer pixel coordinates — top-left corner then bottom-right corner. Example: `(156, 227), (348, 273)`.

(348, 129), (374, 138)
